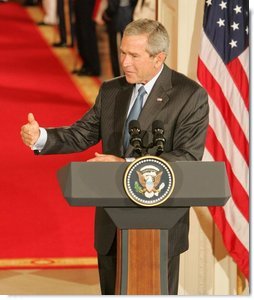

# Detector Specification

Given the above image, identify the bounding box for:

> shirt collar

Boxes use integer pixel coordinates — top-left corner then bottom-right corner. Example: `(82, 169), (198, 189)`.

(135, 65), (164, 95)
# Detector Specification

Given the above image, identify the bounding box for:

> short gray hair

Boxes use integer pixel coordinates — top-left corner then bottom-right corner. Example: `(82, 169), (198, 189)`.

(123, 19), (169, 56)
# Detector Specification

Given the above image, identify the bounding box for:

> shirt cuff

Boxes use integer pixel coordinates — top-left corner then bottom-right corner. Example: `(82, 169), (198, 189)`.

(31, 127), (47, 151)
(125, 157), (135, 162)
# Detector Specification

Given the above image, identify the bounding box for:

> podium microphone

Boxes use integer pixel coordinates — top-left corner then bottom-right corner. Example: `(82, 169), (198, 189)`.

(152, 120), (166, 155)
(129, 120), (142, 156)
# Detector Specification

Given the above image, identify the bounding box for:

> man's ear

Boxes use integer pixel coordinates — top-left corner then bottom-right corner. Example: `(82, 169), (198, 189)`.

(154, 52), (166, 67)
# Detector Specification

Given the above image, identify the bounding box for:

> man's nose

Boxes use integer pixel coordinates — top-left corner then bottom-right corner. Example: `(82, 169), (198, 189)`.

(121, 55), (132, 67)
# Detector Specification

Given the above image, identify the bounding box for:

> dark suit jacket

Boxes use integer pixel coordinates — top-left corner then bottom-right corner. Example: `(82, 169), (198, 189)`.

(39, 64), (209, 256)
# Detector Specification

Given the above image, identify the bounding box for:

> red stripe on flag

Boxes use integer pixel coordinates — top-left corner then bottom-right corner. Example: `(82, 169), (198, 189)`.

(209, 206), (249, 279)
(206, 126), (249, 221)
(197, 58), (249, 165)
(227, 58), (249, 111)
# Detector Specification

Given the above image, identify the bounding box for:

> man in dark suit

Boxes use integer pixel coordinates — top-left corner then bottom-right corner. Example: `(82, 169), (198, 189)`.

(21, 19), (209, 295)
(52, 0), (75, 48)
(72, 0), (101, 76)
(102, 0), (138, 76)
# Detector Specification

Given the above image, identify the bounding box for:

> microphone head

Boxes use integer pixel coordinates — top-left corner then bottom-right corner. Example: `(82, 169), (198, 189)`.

(152, 120), (164, 132)
(129, 120), (141, 133)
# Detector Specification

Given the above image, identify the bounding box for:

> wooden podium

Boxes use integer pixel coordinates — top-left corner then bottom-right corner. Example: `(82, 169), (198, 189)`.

(57, 161), (230, 295)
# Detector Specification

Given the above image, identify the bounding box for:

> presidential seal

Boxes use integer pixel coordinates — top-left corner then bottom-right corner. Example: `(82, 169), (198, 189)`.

(124, 156), (175, 207)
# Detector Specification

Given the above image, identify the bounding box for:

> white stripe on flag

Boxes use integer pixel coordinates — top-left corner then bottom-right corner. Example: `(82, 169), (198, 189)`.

(208, 99), (249, 194)
(238, 48), (249, 79)
(203, 149), (249, 251)
(224, 198), (249, 250)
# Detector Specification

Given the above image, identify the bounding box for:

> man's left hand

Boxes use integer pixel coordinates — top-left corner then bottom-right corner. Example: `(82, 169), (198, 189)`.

(87, 152), (125, 162)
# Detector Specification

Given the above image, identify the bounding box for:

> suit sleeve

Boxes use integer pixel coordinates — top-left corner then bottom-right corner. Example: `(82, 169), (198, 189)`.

(160, 87), (209, 162)
(38, 89), (103, 155)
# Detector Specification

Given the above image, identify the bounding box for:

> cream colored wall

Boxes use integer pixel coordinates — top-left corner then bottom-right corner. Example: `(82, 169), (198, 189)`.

(157, 0), (204, 79)
(157, 0), (239, 295)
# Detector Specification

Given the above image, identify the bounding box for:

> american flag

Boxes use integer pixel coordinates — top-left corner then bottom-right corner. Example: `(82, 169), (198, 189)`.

(197, 0), (249, 279)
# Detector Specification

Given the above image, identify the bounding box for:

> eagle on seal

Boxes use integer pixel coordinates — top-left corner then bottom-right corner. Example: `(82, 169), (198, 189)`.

(136, 169), (164, 198)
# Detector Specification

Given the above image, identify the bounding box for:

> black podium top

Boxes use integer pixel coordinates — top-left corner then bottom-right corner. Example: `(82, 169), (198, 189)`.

(57, 161), (230, 208)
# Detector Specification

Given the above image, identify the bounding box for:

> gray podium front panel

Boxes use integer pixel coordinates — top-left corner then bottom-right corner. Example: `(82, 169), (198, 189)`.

(57, 161), (230, 207)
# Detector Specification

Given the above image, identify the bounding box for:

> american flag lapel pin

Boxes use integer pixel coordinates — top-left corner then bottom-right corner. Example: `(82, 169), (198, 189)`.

(157, 98), (163, 102)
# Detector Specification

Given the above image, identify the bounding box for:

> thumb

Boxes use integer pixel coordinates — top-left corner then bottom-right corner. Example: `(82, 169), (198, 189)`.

(94, 152), (105, 157)
(28, 113), (36, 125)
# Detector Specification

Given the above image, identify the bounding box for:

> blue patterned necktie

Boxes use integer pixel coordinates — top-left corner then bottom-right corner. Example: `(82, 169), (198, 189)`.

(124, 85), (147, 150)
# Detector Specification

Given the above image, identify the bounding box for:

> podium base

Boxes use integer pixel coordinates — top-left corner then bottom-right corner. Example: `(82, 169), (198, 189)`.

(115, 229), (169, 295)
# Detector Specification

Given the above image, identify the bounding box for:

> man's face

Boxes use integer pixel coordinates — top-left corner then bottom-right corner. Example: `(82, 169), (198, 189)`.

(120, 34), (163, 84)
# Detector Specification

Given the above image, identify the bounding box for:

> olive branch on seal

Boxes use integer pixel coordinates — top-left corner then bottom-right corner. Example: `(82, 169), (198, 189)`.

(134, 181), (143, 194)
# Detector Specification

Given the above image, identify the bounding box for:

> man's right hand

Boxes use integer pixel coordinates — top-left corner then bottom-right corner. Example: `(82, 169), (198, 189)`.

(20, 113), (40, 148)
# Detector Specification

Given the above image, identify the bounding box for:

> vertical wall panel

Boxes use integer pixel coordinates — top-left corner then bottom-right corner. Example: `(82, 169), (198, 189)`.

(157, 0), (178, 70)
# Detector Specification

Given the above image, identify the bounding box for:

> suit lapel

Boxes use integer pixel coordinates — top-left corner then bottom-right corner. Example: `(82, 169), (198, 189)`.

(114, 83), (134, 155)
(139, 65), (173, 131)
